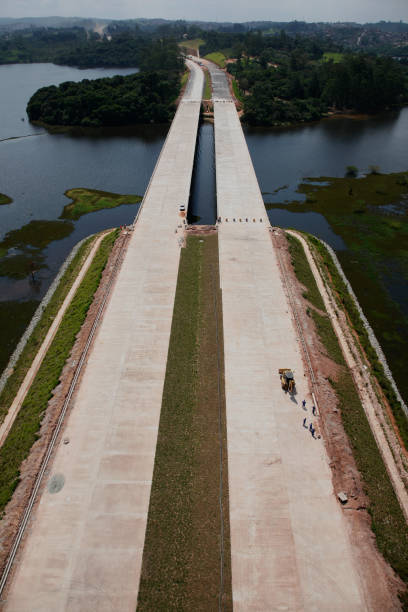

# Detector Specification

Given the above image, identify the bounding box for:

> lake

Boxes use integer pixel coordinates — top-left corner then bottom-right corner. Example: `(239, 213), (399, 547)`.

(1, 63), (407, 404)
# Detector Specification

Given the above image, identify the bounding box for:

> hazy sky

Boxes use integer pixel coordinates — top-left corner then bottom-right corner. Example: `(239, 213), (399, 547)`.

(1, 0), (407, 23)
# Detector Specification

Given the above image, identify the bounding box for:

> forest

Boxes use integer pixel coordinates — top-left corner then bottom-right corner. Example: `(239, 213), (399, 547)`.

(0, 28), (181, 69)
(223, 31), (408, 125)
(11, 22), (408, 128)
(27, 69), (182, 126)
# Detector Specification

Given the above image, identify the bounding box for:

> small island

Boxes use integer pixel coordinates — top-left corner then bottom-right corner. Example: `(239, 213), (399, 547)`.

(61, 188), (142, 220)
(27, 70), (182, 128)
(0, 193), (12, 205)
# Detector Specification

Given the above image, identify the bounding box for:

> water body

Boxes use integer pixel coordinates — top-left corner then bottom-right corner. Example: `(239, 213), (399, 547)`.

(1, 63), (408, 404)
(245, 111), (408, 403)
(0, 63), (167, 371)
(188, 121), (216, 225)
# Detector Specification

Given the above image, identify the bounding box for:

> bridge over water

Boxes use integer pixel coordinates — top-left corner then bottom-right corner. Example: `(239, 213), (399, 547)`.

(4, 61), (368, 610)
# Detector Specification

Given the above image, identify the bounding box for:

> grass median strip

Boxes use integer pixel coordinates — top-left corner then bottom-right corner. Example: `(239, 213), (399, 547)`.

(0, 229), (119, 512)
(286, 231), (408, 607)
(204, 70), (212, 99)
(137, 233), (232, 611)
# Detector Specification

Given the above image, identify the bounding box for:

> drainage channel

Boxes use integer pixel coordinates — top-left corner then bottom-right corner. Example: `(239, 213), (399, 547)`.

(187, 118), (217, 226)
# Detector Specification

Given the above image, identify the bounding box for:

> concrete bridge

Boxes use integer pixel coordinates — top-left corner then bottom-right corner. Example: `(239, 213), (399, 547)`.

(4, 61), (368, 610)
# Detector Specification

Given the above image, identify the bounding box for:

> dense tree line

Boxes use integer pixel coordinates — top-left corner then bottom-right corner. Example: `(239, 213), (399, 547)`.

(23, 34), (183, 128)
(227, 44), (408, 125)
(27, 70), (181, 127)
(0, 28), (182, 69)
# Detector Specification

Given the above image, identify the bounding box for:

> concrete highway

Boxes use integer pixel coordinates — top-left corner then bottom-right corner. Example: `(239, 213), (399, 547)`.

(3, 61), (203, 611)
(212, 62), (368, 609)
(3, 57), (371, 611)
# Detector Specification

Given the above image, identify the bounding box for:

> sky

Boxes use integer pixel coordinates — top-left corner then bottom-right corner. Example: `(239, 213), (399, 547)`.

(1, 0), (407, 24)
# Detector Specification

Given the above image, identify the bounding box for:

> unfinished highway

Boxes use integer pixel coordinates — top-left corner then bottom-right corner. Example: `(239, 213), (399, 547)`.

(2, 59), (374, 611)
(2, 61), (203, 611)
(210, 61), (368, 609)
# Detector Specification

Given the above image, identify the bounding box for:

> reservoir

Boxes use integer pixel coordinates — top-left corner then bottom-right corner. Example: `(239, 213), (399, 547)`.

(0, 63), (407, 403)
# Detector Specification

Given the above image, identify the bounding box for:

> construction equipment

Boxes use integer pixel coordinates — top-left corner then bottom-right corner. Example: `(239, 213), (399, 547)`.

(279, 368), (295, 393)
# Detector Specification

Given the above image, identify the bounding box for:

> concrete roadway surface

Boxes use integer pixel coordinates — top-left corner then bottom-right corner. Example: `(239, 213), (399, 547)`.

(195, 57), (232, 100)
(213, 96), (369, 607)
(3, 60), (203, 611)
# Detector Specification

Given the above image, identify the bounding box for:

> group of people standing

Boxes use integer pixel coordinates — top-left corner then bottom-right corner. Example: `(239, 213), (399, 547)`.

(302, 399), (318, 438)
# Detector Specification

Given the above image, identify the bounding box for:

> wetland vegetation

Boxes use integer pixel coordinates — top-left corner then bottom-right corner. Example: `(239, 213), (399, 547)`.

(0, 193), (12, 205)
(0, 220), (74, 280)
(267, 170), (408, 406)
(61, 188), (142, 220)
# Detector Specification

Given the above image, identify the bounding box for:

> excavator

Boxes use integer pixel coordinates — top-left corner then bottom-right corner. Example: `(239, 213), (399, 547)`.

(279, 368), (295, 393)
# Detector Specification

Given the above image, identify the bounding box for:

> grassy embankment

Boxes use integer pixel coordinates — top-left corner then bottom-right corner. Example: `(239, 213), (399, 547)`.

(204, 69), (212, 99)
(137, 234), (232, 611)
(178, 38), (205, 54)
(266, 170), (408, 416)
(287, 232), (408, 608)
(322, 52), (344, 63)
(0, 229), (119, 512)
(181, 70), (189, 89)
(232, 78), (244, 103)
(0, 193), (12, 205)
(61, 188), (142, 220)
(204, 51), (227, 68)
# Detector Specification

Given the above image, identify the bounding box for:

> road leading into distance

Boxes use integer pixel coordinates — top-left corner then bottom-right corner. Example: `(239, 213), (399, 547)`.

(211, 61), (368, 610)
(3, 61), (203, 611)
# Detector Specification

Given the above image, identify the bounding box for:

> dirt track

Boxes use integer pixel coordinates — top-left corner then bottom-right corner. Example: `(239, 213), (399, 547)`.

(273, 228), (405, 608)
(287, 230), (408, 522)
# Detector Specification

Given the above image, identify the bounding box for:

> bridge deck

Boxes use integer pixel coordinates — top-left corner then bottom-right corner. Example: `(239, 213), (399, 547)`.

(4, 62), (203, 611)
(214, 94), (366, 608)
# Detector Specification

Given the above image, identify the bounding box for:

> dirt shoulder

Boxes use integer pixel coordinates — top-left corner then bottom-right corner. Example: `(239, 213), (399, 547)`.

(271, 227), (405, 610)
(289, 229), (408, 520)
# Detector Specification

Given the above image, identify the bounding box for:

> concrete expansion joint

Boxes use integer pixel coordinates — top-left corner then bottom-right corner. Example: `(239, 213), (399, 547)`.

(217, 217), (264, 224)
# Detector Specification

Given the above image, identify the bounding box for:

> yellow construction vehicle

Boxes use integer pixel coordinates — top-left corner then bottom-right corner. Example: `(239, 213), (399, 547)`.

(279, 368), (295, 393)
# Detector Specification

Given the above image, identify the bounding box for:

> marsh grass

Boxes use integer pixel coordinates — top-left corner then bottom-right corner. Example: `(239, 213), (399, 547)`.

(267, 171), (408, 409)
(61, 188), (142, 220)
(0, 193), (12, 205)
